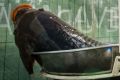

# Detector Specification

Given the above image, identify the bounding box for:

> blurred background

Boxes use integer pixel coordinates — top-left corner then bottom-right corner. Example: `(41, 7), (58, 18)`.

(0, 0), (119, 80)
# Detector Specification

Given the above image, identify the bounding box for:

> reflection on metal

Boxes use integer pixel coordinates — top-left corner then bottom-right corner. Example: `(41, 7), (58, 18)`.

(39, 56), (120, 80)
(33, 44), (120, 79)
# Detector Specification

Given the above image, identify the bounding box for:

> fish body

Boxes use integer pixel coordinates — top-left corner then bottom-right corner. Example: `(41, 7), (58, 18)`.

(36, 10), (102, 50)
(14, 9), (103, 74)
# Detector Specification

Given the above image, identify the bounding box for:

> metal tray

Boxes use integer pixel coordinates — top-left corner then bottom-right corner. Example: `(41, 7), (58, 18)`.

(33, 44), (119, 76)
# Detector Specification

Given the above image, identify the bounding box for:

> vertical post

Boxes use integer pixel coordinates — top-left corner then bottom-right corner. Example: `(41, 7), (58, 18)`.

(118, 0), (120, 53)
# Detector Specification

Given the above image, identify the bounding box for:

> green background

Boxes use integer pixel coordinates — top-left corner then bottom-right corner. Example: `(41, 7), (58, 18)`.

(0, 0), (119, 80)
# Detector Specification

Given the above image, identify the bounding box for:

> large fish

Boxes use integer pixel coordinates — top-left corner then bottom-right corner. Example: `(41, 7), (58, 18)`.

(13, 8), (103, 74)
(27, 9), (103, 52)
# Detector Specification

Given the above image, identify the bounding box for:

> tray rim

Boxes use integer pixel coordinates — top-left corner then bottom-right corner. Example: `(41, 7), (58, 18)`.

(33, 44), (119, 54)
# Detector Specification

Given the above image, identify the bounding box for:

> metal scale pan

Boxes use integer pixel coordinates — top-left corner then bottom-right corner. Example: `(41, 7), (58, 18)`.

(33, 44), (120, 79)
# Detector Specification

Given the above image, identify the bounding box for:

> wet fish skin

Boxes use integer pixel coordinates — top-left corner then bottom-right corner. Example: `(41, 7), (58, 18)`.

(36, 9), (103, 50)
(14, 9), (103, 75)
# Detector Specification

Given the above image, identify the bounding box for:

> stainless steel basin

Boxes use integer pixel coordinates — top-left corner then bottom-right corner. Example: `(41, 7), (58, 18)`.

(33, 44), (119, 76)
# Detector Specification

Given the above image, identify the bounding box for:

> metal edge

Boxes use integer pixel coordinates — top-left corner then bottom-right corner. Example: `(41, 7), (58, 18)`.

(41, 72), (120, 80)
(33, 44), (119, 54)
